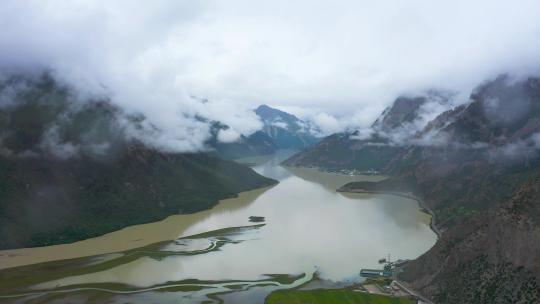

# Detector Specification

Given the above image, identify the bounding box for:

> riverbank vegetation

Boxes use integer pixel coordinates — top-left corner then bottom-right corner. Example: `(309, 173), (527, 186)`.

(265, 288), (415, 304)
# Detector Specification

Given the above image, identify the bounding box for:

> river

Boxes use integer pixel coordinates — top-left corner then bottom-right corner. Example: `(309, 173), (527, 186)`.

(0, 151), (436, 303)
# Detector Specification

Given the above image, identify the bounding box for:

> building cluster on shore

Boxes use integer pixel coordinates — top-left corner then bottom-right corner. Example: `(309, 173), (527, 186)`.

(355, 257), (432, 303)
(318, 168), (380, 176)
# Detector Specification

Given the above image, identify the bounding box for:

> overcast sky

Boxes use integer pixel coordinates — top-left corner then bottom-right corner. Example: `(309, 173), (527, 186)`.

(1, 0), (540, 151)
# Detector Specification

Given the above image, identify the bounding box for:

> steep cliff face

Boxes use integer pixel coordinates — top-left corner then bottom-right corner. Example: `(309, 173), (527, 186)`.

(0, 74), (277, 249)
(399, 179), (540, 304)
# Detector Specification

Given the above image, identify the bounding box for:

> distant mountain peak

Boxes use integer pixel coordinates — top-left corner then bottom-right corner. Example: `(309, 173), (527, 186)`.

(255, 104), (301, 125)
(254, 104), (318, 149)
(208, 104), (319, 159)
(255, 104), (272, 111)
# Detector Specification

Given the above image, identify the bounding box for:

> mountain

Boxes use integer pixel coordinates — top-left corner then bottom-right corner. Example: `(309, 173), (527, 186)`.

(282, 132), (403, 171)
(387, 76), (540, 303)
(286, 75), (540, 303)
(255, 104), (319, 149)
(210, 104), (318, 159)
(371, 90), (451, 133)
(399, 179), (540, 304)
(0, 73), (277, 249)
(283, 91), (451, 170)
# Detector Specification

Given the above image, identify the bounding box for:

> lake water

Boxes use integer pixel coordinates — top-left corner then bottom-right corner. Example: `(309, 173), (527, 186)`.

(0, 152), (436, 303)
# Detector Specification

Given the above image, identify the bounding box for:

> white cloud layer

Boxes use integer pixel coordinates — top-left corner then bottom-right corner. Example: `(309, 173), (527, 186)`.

(1, 0), (540, 151)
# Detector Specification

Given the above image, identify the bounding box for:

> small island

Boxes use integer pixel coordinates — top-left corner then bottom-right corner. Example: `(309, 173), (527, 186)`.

(249, 216), (266, 223)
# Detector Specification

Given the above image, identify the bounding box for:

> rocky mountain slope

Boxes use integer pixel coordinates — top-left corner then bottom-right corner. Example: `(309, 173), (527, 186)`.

(286, 75), (540, 303)
(391, 76), (540, 303)
(399, 178), (540, 304)
(0, 73), (277, 249)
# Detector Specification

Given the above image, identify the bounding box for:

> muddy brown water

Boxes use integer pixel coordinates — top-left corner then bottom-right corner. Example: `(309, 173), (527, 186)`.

(0, 152), (437, 303)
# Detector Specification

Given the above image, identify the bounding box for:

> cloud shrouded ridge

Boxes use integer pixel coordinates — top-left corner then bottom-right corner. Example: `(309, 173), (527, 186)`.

(1, 0), (540, 152)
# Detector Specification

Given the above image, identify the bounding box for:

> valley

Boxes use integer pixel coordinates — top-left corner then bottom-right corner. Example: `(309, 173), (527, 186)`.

(0, 153), (436, 303)
(1, 4), (540, 302)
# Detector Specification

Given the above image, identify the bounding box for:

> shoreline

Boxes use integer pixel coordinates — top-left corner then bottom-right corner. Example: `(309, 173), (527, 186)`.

(273, 164), (440, 304)
(0, 185), (275, 270)
(336, 188), (442, 239)
(337, 187), (439, 304)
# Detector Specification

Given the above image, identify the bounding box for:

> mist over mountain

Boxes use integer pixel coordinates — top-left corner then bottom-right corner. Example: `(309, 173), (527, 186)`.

(2, 0), (540, 154)
(286, 74), (540, 168)
(0, 72), (276, 249)
(284, 89), (457, 170)
(370, 90), (455, 142)
(255, 105), (319, 149)
(208, 123), (278, 160)
(289, 74), (540, 303)
(1, 1), (540, 303)
(200, 104), (319, 159)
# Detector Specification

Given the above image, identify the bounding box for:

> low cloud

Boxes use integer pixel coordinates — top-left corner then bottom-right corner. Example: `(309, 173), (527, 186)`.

(1, 0), (540, 152)
(347, 75), (540, 166)
(217, 128), (241, 143)
(486, 133), (540, 164)
(310, 113), (343, 136)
